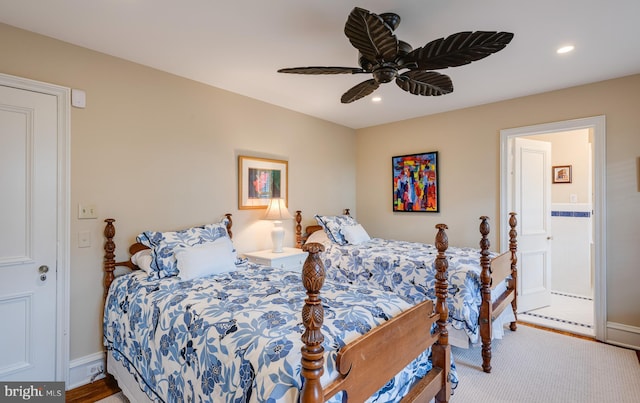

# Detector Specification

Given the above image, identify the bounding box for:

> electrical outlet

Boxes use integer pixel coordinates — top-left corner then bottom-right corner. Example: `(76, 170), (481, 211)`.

(78, 231), (91, 248)
(88, 363), (104, 376)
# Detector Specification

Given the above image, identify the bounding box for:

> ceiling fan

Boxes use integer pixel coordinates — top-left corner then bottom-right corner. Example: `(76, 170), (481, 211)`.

(278, 7), (514, 103)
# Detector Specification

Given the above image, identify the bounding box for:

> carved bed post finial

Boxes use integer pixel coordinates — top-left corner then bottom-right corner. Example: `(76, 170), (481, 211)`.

(478, 215), (493, 373)
(343, 208), (350, 216)
(104, 219), (116, 302)
(508, 212), (518, 331)
(300, 242), (326, 403)
(434, 224), (449, 345)
(224, 213), (233, 239)
(295, 210), (303, 249)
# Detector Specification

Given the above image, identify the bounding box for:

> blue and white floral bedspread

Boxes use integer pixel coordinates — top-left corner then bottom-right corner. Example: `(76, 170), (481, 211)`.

(319, 238), (498, 344)
(104, 265), (457, 402)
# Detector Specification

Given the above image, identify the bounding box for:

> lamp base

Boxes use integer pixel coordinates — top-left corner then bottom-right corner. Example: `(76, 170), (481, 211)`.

(271, 220), (285, 253)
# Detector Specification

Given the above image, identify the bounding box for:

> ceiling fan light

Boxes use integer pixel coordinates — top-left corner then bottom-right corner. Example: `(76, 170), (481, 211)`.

(372, 96), (382, 102)
(373, 66), (397, 83)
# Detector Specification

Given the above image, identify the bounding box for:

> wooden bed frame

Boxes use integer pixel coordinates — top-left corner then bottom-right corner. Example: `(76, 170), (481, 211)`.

(294, 209), (518, 374)
(102, 215), (452, 402)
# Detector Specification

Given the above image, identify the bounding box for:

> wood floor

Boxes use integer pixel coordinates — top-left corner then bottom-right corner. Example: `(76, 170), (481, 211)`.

(66, 374), (121, 403)
(66, 324), (640, 402)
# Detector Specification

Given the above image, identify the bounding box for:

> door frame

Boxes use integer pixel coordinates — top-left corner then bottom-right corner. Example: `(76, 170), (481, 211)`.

(499, 115), (606, 341)
(0, 72), (70, 382)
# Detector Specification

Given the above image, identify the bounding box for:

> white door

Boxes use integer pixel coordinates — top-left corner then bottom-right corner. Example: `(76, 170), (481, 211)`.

(0, 84), (59, 380)
(513, 137), (552, 312)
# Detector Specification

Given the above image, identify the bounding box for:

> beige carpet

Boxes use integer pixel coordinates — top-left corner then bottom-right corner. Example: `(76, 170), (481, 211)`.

(452, 324), (640, 402)
(98, 325), (640, 402)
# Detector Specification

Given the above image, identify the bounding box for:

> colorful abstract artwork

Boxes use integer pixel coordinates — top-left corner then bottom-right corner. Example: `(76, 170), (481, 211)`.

(392, 151), (439, 212)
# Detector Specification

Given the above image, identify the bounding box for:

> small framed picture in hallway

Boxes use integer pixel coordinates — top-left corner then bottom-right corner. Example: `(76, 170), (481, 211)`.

(552, 165), (572, 183)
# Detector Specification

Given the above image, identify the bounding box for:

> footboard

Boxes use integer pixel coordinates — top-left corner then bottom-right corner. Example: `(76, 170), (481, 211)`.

(300, 224), (452, 402)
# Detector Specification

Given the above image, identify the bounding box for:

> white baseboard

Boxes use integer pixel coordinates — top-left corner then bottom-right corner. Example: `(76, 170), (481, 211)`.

(67, 351), (106, 390)
(606, 321), (640, 350)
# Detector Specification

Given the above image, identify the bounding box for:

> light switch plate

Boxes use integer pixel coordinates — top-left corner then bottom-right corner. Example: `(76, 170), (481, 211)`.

(78, 203), (97, 219)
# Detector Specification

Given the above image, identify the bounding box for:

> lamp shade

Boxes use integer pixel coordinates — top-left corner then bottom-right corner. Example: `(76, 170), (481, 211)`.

(263, 198), (293, 221)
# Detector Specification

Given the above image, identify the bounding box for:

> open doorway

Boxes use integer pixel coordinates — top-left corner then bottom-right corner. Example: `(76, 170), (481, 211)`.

(500, 116), (606, 341)
(518, 129), (594, 337)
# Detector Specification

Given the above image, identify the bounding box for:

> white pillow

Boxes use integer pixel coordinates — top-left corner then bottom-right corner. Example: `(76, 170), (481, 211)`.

(131, 249), (153, 273)
(306, 229), (331, 245)
(342, 224), (371, 245)
(175, 237), (237, 281)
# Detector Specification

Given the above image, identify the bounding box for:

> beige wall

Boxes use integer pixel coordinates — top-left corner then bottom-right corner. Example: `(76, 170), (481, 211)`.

(0, 23), (356, 361)
(355, 74), (640, 331)
(536, 129), (591, 204)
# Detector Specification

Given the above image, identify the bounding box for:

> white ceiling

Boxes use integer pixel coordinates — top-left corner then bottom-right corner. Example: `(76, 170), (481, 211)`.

(1, 0), (639, 129)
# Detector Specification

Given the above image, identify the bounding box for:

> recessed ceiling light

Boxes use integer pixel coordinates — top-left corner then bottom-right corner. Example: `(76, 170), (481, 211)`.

(372, 96), (382, 102)
(557, 45), (575, 54)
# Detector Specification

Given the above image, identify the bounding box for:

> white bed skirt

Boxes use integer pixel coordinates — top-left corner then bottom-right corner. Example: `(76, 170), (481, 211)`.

(107, 352), (153, 403)
(449, 280), (517, 349)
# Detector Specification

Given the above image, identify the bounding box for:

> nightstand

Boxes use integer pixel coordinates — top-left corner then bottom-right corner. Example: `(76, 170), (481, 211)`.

(243, 247), (308, 271)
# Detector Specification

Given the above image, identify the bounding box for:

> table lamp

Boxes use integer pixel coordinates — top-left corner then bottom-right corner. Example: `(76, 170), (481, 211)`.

(263, 198), (293, 253)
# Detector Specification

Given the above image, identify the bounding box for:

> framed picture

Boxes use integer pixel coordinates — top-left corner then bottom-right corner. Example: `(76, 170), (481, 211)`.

(238, 156), (288, 209)
(552, 165), (572, 184)
(392, 151), (439, 212)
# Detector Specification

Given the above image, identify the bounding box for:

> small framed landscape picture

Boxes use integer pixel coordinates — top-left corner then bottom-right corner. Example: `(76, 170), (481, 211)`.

(552, 165), (572, 184)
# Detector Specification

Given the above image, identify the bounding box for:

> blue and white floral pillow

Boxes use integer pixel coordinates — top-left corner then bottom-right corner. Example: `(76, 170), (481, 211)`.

(314, 214), (357, 246)
(136, 220), (231, 279)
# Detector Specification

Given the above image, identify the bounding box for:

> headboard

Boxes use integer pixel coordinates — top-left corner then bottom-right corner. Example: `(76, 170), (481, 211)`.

(294, 209), (350, 248)
(103, 214), (233, 301)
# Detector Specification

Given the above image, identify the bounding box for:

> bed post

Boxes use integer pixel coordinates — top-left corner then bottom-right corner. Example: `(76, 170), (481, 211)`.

(343, 208), (350, 216)
(478, 216), (493, 373)
(295, 210), (303, 249)
(434, 224), (449, 344)
(104, 219), (116, 302)
(300, 242), (326, 403)
(508, 212), (518, 331)
(434, 224), (452, 401)
(224, 213), (233, 239)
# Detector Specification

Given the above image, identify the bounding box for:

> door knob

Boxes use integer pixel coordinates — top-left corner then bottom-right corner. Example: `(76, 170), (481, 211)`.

(39, 265), (49, 273)
(547, 236), (553, 240)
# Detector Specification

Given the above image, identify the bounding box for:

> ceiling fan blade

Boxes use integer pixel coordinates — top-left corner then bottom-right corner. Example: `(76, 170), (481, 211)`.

(278, 67), (366, 75)
(344, 7), (398, 63)
(341, 79), (380, 103)
(407, 31), (514, 70)
(396, 71), (453, 96)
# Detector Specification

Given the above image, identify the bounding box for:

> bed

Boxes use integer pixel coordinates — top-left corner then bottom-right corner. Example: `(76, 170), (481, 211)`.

(294, 209), (518, 373)
(101, 214), (456, 402)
